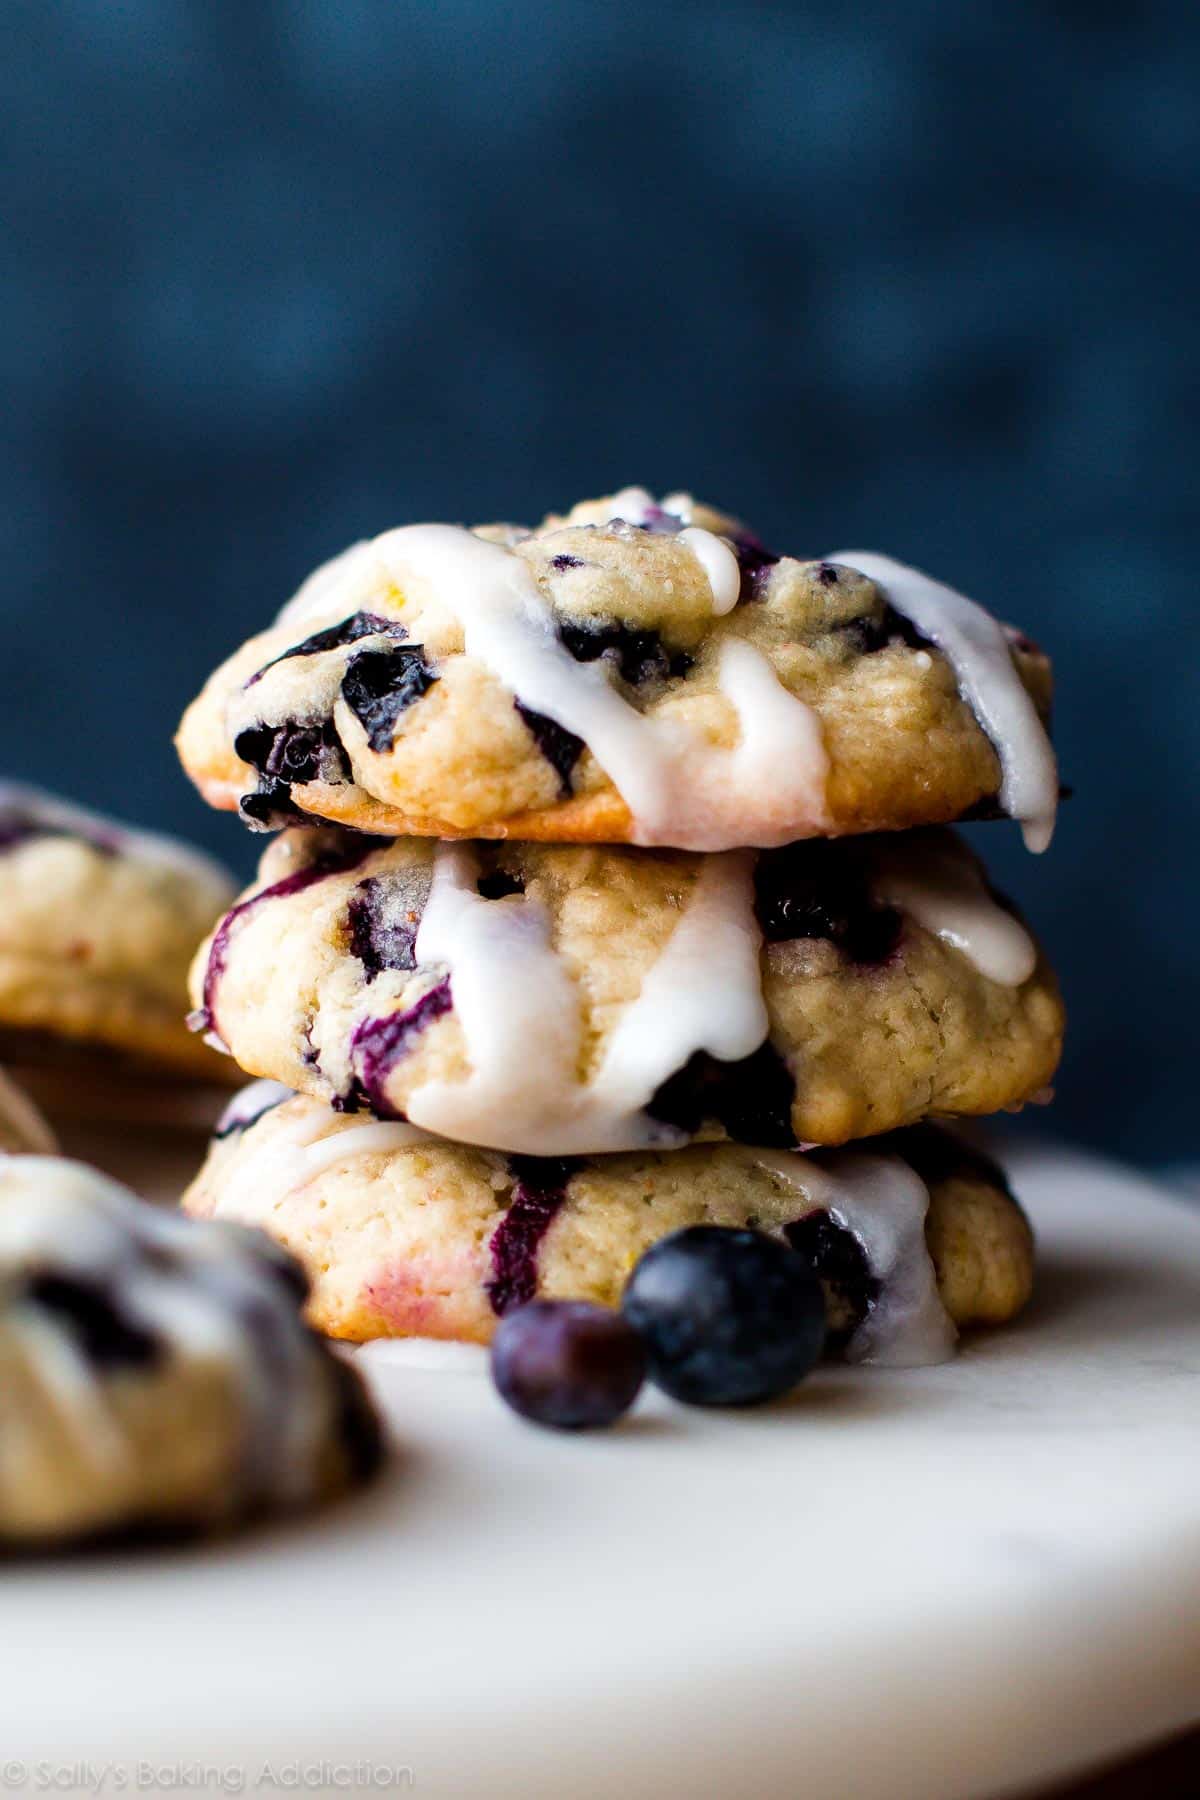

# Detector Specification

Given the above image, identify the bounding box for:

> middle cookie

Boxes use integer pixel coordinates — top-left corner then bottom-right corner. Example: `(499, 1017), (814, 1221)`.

(190, 825), (1062, 1156)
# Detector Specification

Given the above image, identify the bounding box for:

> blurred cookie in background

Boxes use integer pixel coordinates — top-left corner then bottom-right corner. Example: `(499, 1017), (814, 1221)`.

(0, 783), (240, 1191)
(0, 1154), (383, 1547)
(0, 1067), (57, 1156)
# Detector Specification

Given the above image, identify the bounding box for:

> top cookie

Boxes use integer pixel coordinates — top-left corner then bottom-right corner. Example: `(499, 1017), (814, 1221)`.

(0, 783), (237, 1081)
(176, 488), (1057, 853)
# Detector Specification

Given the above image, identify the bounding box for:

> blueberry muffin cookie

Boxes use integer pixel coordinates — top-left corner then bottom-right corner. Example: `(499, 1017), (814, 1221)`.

(188, 825), (1063, 1154)
(0, 1154), (381, 1545)
(176, 488), (1057, 853)
(0, 1069), (57, 1156)
(0, 784), (237, 1081)
(185, 1089), (1033, 1363)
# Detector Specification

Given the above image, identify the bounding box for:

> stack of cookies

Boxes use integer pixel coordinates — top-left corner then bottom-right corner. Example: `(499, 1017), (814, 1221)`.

(178, 488), (1063, 1367)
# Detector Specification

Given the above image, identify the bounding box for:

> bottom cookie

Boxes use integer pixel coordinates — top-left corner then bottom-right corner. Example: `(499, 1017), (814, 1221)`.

(184, 1088), (1034, 1366)
(0, 1154), (382, 1546)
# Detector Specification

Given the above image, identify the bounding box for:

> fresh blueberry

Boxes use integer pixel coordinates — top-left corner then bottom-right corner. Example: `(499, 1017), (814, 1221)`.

(622, 1226), (826, 1406)
(490, 1300), (646, 1430)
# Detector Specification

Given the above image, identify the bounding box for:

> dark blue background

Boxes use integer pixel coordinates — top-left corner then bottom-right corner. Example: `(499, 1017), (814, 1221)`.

(2, 2), (1196, 1163)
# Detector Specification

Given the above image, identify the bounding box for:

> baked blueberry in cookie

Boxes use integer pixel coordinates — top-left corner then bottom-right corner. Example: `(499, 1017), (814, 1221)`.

(176, 487), (1057, 851)
(0, 1155), (382, 1544)
(0, 783), (237, 1081)
(186, 826), (1063, 1155)
(184, 1092), (1033, 1363)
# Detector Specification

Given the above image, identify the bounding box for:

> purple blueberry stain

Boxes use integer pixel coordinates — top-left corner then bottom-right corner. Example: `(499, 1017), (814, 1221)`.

(192, 836), (378, 1040)
(246, 612), (404, 686)
(754, 843), (903, 966)
(347, 978), (452, 1117)
(346, 876), (417, 981)
(514, 700), (585, 796)
(341, 646), (438, 752)
(550, 553), (585, 572)
(486, 1157), (578, 1316)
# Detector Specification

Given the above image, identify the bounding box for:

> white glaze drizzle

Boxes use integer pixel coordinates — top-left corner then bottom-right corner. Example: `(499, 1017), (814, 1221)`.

(756, 1147), (956, 1366)
(215, 1078), (294, 1138)
(600, 488), (740, 614)
(0, 1157), (341, 1502)
(678, 525), (742, 614)
(606, 485), (671, 523)
(5, 1313), (127, 1473)
(826, 551), (1057, 852)
(407, 843), (769, 1155)
(216, 1109), (430, 1227)
(280, 522), (830, 850)
(585, 851), (767, 1119)
(871, 834), (1037, 987)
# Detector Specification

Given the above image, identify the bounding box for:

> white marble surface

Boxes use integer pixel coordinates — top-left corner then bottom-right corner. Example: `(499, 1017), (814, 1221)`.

(4, 1140), (1200, 1799)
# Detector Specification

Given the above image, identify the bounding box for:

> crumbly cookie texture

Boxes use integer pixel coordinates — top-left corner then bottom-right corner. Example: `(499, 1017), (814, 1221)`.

(0, 1155), (381, 1545)
(184, 1091), (1034, 1356)
(0, 784), (238, 1081)
(175, 489), (1054, 849)
(0, 1069), (57, 1155)
(187, 826), (1063, 1154)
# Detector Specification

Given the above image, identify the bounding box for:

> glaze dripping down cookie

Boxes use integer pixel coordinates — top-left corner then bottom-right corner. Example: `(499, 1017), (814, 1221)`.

(176, 489), (1055, 852)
